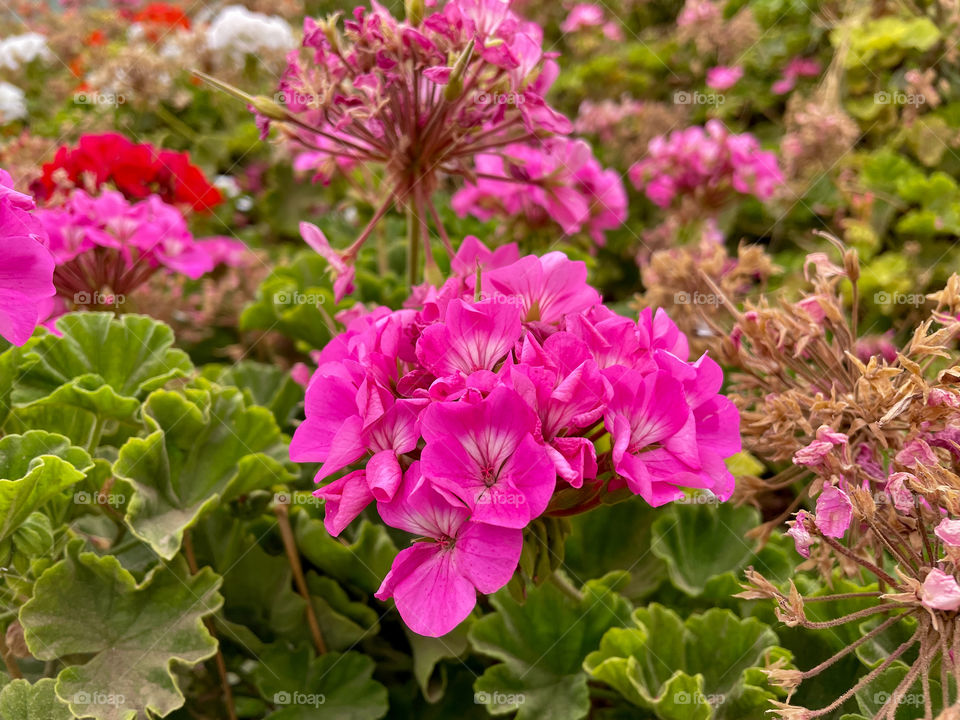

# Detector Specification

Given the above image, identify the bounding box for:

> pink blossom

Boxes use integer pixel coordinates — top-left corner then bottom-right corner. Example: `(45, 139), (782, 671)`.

(416, 298), (521, 378)
(560, 4), (604, 33)
(885, 472), (915, 513)
(814, 485), (852, 538)
(451, 138), (626, 244)
(896, 438), (938, 468)
(0, 168), (55, 345)
(421, 386), (556, 527)
(706, 66), (743, 90)
(630, 121), (782, 209)
(935, 518), (960, 547)
(300, 222), (355, 304)
(787, 510), (813, 558)
(921, 569), (960, 612)
(375, 464), (522, 636)
(772, 57), (822, 95)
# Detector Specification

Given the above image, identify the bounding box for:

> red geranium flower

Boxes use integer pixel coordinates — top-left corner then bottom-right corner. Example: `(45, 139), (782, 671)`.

(32, 133), (223, 213)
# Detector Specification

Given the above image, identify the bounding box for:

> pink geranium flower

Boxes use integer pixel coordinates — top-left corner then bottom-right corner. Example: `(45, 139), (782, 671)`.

(787, 510), (814, 558)
(421, 386), (556, 527)
(375, 463), (522, 636)
(0, 168), (55, 345)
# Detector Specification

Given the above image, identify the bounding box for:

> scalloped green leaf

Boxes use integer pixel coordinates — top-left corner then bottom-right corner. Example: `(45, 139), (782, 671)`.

(114, 384), (295, 559)
(584, 604), (789, 720)
(0, 679), (72, 720)
(20, 543), (222, 720)
(10, 314), (192, 434)
(0, 431), (93, 542)
(469, 572), (633, 720)
(651, 501), (793, 596)
(202, 360), (304, 428)
(252, 645), (388, 720)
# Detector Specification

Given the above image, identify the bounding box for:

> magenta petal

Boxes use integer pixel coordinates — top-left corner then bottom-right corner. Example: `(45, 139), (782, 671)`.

(315, 470), (374, 536)
(367, 449), (403, 502)
(814, 485), (852, 539)
(378, 543), (477, 637)
(453, 521), (522, 594)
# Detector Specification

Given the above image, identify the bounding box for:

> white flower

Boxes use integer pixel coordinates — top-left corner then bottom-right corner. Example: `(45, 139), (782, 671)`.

(0, 33), (52, 71)
(205, 5), (295, 60)
(0, 82), (27, 123)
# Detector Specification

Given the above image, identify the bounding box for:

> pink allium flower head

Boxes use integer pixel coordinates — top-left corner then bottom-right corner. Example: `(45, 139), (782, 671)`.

(814, 485), (852, 538)
(421, 386), (556, 527)
(935, 518), (960, 547)
(921, 569), (960, 612)
(787, 510), (813, 558)
(706, 65), (743, 90)
(268, 0), (599, 285)
(0, 168), (55, 345)
(630, 121), (783, 210)
(375, 463), (523, 636)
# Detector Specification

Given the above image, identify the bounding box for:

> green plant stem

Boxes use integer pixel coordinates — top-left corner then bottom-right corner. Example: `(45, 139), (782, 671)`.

(406, 198), (420, 287)
(274, 501), (327, 655)
(549, 571), (583, 603)
(184, 531), (238, 720)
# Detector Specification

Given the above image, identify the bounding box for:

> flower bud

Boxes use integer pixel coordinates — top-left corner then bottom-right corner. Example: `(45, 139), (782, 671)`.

(444, 41), (475, 102)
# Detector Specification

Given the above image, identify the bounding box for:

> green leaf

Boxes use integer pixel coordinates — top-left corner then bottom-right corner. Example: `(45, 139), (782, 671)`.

(115, 384), (295, 559)
(252, 645), (388, 720)
(0, 431), (93, 543)
(584, 604), (789, 720)
(12, 314), (192, 430)
(652, 501), (792, 596)
(563, 495), (667, 600)
(202, 360), (304, 429)
(405, 623), (471, 702)
(306, 572), (381, 652)
(0, 679), (72, 720)
(469, 572), (632, 720)
(296, 516), (398, 595)
(20, 542), (223, 720)
(855, 661), (942, 719)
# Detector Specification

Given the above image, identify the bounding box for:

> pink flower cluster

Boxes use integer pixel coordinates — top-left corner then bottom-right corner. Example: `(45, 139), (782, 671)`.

(629, 120), (783, 209)
(35, 189), (245, 310)
(451, 138), (627, 244)
(290, 237), (740, 636)
(0, 168), (55, 345)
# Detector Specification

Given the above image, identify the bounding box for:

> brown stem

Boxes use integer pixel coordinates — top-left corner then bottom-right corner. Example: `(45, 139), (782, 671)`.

(183, 532), (237, 720)
(0, 629), (22, 679)
(819, 533), (899, 587)
(274, 502), (327, 655)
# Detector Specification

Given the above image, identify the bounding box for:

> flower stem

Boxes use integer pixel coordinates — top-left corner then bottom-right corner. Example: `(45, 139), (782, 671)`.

(274, 501), (327, 655)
